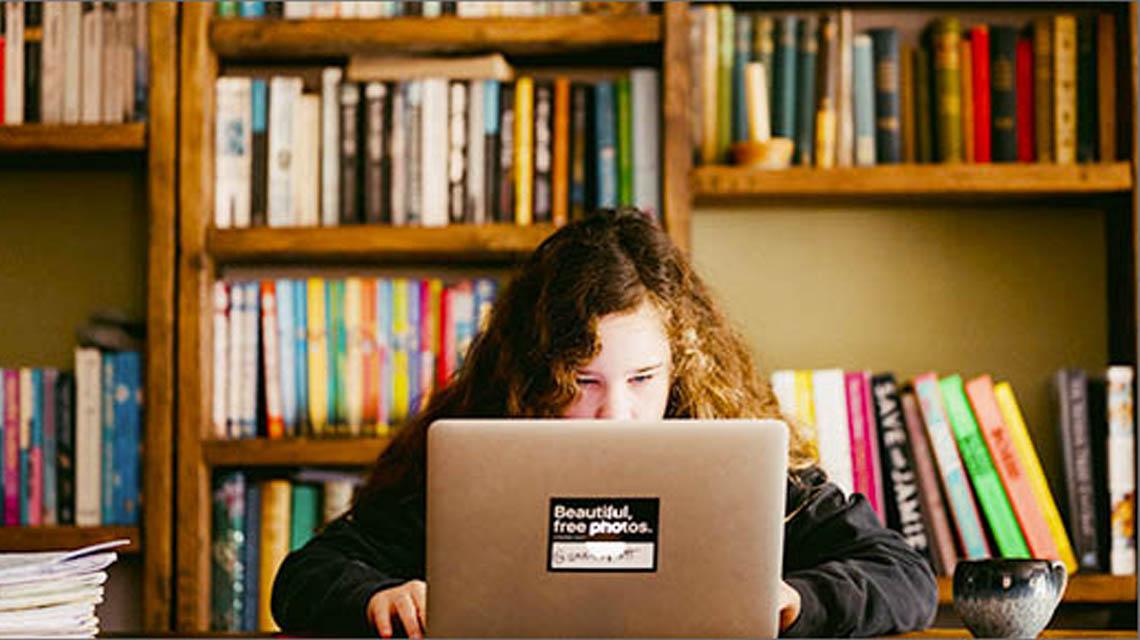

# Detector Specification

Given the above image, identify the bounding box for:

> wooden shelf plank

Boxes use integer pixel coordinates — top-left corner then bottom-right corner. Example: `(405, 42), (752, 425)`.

(936, 574), (1136, 605)
(692, 163), (1134, 199)
(0, 526), (141, 554)
(203, 437), (390, 467)
(208, 223), (557, 264)
(211, 15), (662, 58)
(0, 124), (147, 152)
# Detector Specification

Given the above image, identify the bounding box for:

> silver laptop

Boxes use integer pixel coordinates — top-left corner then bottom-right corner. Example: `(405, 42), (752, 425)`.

(426, 419), (789, 638)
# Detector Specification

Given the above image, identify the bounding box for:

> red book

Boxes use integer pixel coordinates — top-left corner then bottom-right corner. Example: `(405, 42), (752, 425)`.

(438, 286), (455, 388)
(260, 281), (284, 438)
(970, 25), (992, 163)
(1015, 37), (1036, 162)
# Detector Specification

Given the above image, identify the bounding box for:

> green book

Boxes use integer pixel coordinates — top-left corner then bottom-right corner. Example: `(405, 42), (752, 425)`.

(210, 472), (245, 631)
(939, 375), (1030, 558)
(929, 18), (963, 162)
(216, 1), (239, 17)
(717, 5), (734, 163)
(616, 77), (633, 206)
(289, 483), (321, 551)
(913, 46), (933, 163)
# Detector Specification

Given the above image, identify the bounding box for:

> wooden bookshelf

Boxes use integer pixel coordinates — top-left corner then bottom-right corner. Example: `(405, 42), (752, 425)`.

(208, 224), (558, 265)
(692, 163), (1135, 200)
(210, 15), (662, 58)
(202, 437), (390, 467)
(0, 123), (147, 153)
(935, 574), (1137, 606)
(0, 526), (141, 554)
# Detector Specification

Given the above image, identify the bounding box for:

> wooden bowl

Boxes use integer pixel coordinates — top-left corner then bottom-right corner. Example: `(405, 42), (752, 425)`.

(731, 138), (795, 169)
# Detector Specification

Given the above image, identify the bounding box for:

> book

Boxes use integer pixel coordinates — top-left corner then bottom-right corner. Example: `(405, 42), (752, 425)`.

(960, 39), (975, 163)
(913, 45), (932, 164)
(320, 67), (342, 227)
(513, 76), (534, 225)
(869, 28), (901, 164)
(420, 77), (449, 227)
(1096, 14), (1116, 162)
(901, 389), (957, 576)
(731, 13), (751, 145)
(793, 15), (817, 166)
(249, 78), (268, 227)
(551, 77), (570, 225)
(989, 26), (1018, 163)
(929, 18), (963, 163)
(872, 374), (932, 562)
(771, 15), (798, 142)
(1075, 15), (1097, 162)
(630, 69), (660, 219)
(364, 82), (390, 225)
(1032, 18), (1053, 162)
(1052, 15), (1077, 164)
(532, 80), (552, 222)
(1105, 366), (1135, 575)
(811, 369), (853, 496)
(1015, 37), (1035, 162)
(1054, 368), (1099, 570)
(258, 480), (290, 631)
(813, 14), (837, 169)
(899, 44), (916, 163)
(338, 82), (361, 225)
(447, 80), (468, 224)
(214, 77), (252, 230)
(467, 79), (486, 224)
(969, 25), (991, 163)
(211, 471), (245, 631)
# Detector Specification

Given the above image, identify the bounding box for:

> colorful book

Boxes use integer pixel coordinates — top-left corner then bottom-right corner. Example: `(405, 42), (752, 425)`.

(1105, 366), (1135, 575)
(513, 76), (534, 225)
(872, 374), (932, 562)
(210, 471), (246, 631)
(307, 278), (329, 434)
(593, 81), (617, 209)
(901, 388), (958, 576)
(289, 482), (320, 551)
(392, 279), (409, 424)
(261, 281), (284, 438)
(3, 370), (19, 525)
(41, 368), (58, 526)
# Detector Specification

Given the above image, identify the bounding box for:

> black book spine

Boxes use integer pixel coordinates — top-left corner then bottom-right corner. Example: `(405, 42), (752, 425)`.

(364, 82), (387, 225)
(1087, 376), (1111, 571)
(24, 3), (42, 124)
(532, 80), (553, 224)
(569, 83), (589, 222)
(250, 78), (268, 227)
(870, 28), (902, 164)
(1075, 15), (1098, 162)
(56, 372), (75, 526)
(448, 80), (467, 225)
(339, 83), (361, 225)
(1056, 368), (1100, 571)
(441, 1), (458, 15)
(264, 2), (284, 18)
(484, 82), (501, 228)
(871, 373), (934, 566)
(402, 2), (422, 17)
(497, 82), (515, 224)
(989, 26), (1019, 163)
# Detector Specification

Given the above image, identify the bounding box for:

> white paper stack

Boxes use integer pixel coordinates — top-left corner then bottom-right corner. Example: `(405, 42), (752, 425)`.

(0, 539), (128, 638)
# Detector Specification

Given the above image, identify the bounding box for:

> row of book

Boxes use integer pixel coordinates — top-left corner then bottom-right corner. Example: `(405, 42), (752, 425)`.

(210, 470), (362, 632)
(213, 277), (497, 439)
(692, 7), (1121, 167)
(0, 351), (142, 528)
(771, 367), (1135, 577)
(216, 1), (650, 19)
(1, 1), (148, 126)
(214, 59), (661, 229)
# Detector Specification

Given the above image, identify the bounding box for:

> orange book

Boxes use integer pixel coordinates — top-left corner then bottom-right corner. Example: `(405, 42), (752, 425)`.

(965, 375), (1060, 561)
(959, 40), (975, 163)
(551, 77), (570, 226)
(361, 279), (380, 433)
(260, 281), (284, 438)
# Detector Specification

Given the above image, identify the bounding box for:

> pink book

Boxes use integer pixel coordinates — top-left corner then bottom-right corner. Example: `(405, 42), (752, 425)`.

(845, 371), (875, 513)
(860, 370), (887, 522)
(3, 370), (19, 525)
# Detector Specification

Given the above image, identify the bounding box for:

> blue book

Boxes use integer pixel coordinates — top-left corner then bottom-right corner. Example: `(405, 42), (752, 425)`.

(593, 81), (617, 209)
(113, 353), (133, 525)
(242, 481), (261, 632)
(852, 35), (876, 166)
(771, 16), (800, 139)
(277, 280), (298, 436)
(41, 369), (58, 526)
(293, 278), (309, 436)
(239, 1), (265, 17)
(407, 280), (422, 416)
(28, 369), (43, 525)
(101, 356), (116, 524)
(794, 16), (818, 166)
(732, 14), (753, 143)
(377, 279), (393, 428)
(123, 352), (142, 525)
(472, 278), (498, 336)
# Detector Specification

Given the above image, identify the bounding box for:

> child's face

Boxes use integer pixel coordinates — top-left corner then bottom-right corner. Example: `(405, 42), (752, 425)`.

(561, 300), (672, 420)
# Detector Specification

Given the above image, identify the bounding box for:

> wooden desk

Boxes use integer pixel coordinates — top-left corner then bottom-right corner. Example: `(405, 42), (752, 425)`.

(900, 630), (1136, 638)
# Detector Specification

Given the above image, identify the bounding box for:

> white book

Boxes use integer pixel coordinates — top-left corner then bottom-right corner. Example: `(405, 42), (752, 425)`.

(466, 80), (486, 224)
(344, 278), (364, 435)
(268, 76), (302, 227)
(356, 1), (384, 19)
(242, 282), (260, 437)
(73, 349), (102, 527)
(118, 3), (134, 122)
(812, 369), (854, 496)
(770, 370), (797, 419)
(211, 282), (229, 439)
(630, 68), (661, 219)
(40, 2), (65, 124)
(61, 2), (82, 124)
(422, 1), (441, 17)
(744, 62), (770, 142)
(1107, 366), (1136, 575)
(456, 1), (488, 17)
(420, 78), (449, 227)
(214, 77), (253, 229)
(5, 2), (25, 125)
(275, 280), (297, 434)
(836, 9), (854, 168)
(100, 4), (118, 123)
(260, 283), (283, 436)
(447, 80), (467, 224)
(320, 67), (342, 227)
(312, 0), (338, 18)
(226, 283), (244, 439)
(294, 94), (321, 227)
(389, 83), (407, 226)
(283, 1), (313, 18)
(338, 0), (359, 19)
(80, 2), (101, 124)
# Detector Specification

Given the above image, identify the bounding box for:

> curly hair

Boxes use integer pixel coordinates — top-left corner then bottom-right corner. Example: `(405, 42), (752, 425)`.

(356, 208), (816, 503)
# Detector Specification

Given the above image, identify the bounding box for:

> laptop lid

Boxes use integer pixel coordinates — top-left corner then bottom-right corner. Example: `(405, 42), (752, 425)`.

(426, 419), (788, 638)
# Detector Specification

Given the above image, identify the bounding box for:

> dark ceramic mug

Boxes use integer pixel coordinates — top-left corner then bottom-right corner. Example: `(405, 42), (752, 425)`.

(952, 559), (1068, 638)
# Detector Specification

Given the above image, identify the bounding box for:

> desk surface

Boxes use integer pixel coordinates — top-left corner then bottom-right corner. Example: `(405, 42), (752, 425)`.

(900, 630), (1136, 638)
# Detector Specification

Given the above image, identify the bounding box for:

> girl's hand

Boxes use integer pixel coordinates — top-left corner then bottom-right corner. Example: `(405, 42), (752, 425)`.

(367, 580), (427, 639)
(778, 580), (802, 632)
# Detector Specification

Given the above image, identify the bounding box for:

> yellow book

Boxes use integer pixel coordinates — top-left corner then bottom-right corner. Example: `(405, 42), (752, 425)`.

(994, 381), (1078, 574)
(258, 479), (292, 632)
(794, 369), (819, 460)
(514, 77), (534, 226)
(392, 278), (409, 424)
(306, 278), (328, 434)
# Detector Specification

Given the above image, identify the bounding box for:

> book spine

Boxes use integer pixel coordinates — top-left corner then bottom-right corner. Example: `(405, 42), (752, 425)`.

(339, 82), (361, 225)
(40, 1), (62, 123)
(377, 278), (393, 430)
(811, 369), (853, 496)
(1096, 14), (1116, 162)
(364, 82), (388, 225)
(4, 2), (24, 124)
(406, 280), (422, 415)
(293, 279), (308, 435)
(242, 482), (261, 631)
(966, 375), (1058, 560)
(276, 280), (297, 436)
(225, 282), (243, 438)
(870, 28), (901, 164)
(1106, 366), (1135, 575)
(532, 80), (552, 222)
(245, 282), (261, 438)
(467, 80), (486, 224)
(497, 82), (515, 223)
(320, 67), (342, 227)
(289, 483), (320, 550)
(940, 374), (1029, 558)
(214, 77), (252, 229)
(630, 69), (660, 220)
(389, 83), (406, 226)
(421, 78), (449, 227)
(990, 26), (1018, 163)
(913, 45), (932, 163)
(406, 82), (422, 225)
(74, 349), (101, 525)
(513, 76), (534, 225)
(901, 389), (958, 576)
(793, 15), (817, 166)
(99, 358), (113, 524)
(62, 2), (81, 123)
(960, 39), (974, 163)
(210, 471), (245, 631)
(259, 479), (291, 631)
(551, 77), (570, 225)
(344, 278), (363, 435)
(1055, 368), (1100, 570)
(482, 80), (500, 225)
(98, 2), (114, 123)
(297, 94), (321, 226)
(80, 2), (100, 124)
(133, 2), (147, 121)
(593, 80), (617, 209)
(123, 352), (141, 524)
(361, 279), (380, 432)
(391, 279), (408, 423)
(1015, 37), (1035, 162)
(913, 372), (990, 559)
(1075, 16), (1097, 162)
(813, 14), (836, 169)
(40, 368), (57, 525)
(872, 374), (932, 561)
(1052, 15), (1077, 165)
(860, 371), (886, 522)
(27, 368), (42, 526)
(569, 83), (590, 220)
(307, 278), (328, 435)
(698, 6), (718, 164)
(732, 13), (751, 145)
(852, 35), (875, 166)
(771, 15), (798, 140)
(448, 80), (469, 225)
(2, 370), (17, 525)
(715, 5), (732, 162)
(970, 26), (991, 163)
(845, 371), (871, 502)
(249, 78), (268, 227)
(1032, 18), (1054, 162)
(931, 18), (963, 162)
(330, 280), (348, 431)
(615, 76), (632, 205)
(55, 372), (75, 525)
(753, 16), (774, 102)
(212, 285), (230, 439)
(835, 9), (854, 167)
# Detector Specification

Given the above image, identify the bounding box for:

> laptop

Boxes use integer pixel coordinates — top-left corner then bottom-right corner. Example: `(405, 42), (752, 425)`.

(425, 419), (789, 638)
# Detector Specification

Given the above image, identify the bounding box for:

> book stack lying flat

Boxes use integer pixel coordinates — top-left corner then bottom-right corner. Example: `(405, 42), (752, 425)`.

(0, 538), (127, 638)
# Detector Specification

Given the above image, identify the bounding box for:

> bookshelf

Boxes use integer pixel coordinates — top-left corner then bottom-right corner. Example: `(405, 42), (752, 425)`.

(175, 3), (693, 631)
(0, 4), (177, 632)
(935, 574), (1137, 605)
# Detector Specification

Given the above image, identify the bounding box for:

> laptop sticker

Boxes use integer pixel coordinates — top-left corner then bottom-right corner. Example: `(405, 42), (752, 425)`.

(547, 497), (659, 572)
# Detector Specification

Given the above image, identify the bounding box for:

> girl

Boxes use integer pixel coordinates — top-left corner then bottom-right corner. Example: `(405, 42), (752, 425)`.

(271, 208), (938, 637)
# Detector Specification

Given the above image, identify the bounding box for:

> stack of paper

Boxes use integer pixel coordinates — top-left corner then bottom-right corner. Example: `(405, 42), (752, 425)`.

(0, 539), (128, 638)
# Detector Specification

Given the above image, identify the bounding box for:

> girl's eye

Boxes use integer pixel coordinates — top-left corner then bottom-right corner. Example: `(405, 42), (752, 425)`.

(576, 378), (599, 387)
(630, 373), (654, 385)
